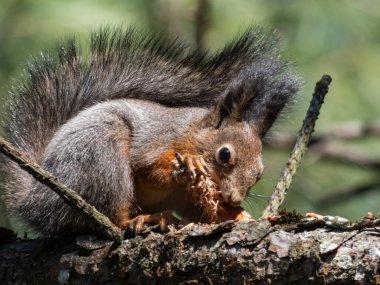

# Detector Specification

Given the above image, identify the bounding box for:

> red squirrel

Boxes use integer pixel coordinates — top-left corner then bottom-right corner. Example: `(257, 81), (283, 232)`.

(1, 27), (301, 238)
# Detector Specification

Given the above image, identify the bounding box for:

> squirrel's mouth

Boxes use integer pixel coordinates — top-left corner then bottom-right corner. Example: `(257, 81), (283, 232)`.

(227, 199), (242, 208)
(221, 189), (244, 208)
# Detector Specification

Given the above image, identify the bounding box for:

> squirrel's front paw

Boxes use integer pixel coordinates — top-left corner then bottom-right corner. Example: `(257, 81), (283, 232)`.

(172, 152), (207, 183)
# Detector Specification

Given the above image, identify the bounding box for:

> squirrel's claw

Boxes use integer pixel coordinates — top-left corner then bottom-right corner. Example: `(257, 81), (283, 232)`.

(184, 156), (196, 180)
(173, 152), (208, 183)
(194, 157), (207, 175)
(123, 211), (180, 238)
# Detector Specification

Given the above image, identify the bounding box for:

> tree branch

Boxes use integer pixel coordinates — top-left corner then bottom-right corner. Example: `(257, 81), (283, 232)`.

(0, 137), (122, 243)
(0, 218), (379, 284)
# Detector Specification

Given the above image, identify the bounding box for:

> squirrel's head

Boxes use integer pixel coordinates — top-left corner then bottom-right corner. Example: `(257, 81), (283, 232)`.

(195, 122), (264, 207)
(196, 62), (301, 207)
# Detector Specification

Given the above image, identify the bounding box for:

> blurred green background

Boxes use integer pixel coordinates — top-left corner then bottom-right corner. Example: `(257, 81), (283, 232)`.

(1, 0), (379, 232)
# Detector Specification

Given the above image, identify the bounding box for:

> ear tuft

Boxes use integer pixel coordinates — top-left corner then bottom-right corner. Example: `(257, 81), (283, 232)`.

(246, 60), (302, 137)
(205, 27), (302, 132)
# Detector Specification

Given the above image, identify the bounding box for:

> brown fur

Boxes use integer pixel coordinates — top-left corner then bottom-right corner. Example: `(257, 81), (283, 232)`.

(146, 134), (198, 185)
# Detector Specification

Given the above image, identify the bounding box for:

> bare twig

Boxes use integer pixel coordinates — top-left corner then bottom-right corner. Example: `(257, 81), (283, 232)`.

(261, 75), (332, 218)
(0, 136), (122, 243)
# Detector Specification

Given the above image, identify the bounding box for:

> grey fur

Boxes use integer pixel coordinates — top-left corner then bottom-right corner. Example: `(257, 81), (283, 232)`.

(1, 27), (301, 237)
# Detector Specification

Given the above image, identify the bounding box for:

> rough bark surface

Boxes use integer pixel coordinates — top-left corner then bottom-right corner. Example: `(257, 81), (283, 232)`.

(0, 220), (379, 285)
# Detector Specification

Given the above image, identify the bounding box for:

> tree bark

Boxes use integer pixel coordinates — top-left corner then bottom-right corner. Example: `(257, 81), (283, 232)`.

(0, 219), (379, 285)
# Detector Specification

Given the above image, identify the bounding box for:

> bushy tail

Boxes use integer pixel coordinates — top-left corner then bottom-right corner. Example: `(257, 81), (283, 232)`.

(4, 26), (292, 155)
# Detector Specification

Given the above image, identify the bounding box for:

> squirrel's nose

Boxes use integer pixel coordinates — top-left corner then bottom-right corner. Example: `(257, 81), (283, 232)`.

(227, 192), (244, 208)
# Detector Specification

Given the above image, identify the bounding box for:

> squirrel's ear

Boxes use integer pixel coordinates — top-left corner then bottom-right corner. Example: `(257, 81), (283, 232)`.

(208, 71), (300, 136)
(208, 78), (258, 128)
(207, 60), (301, 134)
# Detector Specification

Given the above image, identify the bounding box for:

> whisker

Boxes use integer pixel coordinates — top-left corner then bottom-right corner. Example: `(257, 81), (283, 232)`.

(244, 193), (271, 216)
(244, 197), (255, 208)
(242, 198), (255, 214)
(246, 194), (271, 208)
(247, 193), (271, 201)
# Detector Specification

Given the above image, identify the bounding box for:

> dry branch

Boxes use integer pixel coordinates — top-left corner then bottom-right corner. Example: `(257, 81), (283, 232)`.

(0, 136), (122, 242)
(262, 75), (332, 218)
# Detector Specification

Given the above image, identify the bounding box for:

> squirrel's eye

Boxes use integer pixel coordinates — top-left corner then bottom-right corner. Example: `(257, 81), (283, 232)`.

(218, 147), (231, 163)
